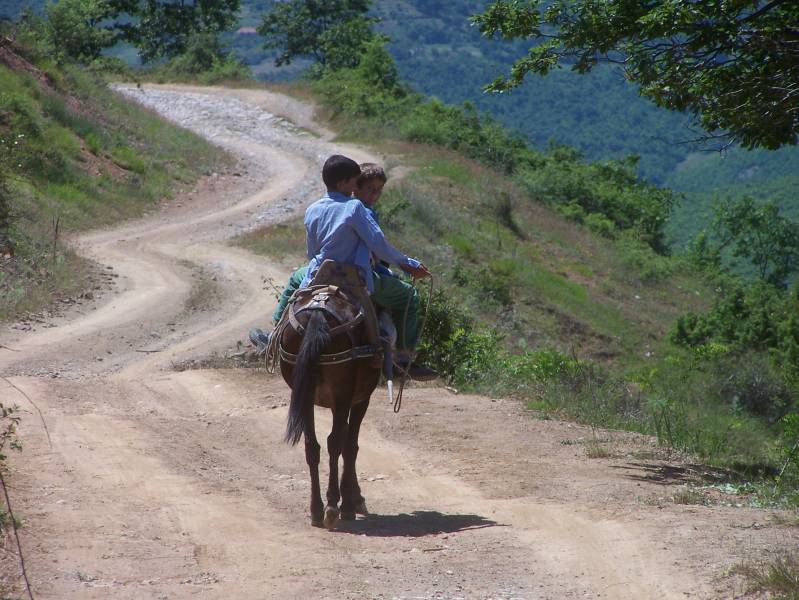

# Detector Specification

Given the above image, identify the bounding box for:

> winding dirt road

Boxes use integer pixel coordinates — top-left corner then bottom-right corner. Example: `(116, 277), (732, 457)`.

(0, 85), (795, 599)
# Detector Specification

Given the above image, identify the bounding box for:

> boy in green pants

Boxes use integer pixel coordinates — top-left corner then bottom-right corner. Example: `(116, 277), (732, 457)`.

(250, 159), (436, 380)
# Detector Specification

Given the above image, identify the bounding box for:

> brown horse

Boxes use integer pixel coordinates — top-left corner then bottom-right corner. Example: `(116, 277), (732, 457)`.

(276, 282), (381, 528)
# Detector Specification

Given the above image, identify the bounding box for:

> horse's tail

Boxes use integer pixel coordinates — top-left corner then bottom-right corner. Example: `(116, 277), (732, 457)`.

(284, 310), (331, 446)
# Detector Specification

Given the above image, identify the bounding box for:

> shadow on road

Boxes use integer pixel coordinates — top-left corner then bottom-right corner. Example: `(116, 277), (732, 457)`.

(334, 510), (500, 537)
(612, 462), (732, 486)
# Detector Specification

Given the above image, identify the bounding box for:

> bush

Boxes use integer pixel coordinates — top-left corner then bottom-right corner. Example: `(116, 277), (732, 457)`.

(710, 352), (795, 423)
(517, 151), (676, 252)
(617, 233), (677, 282)
(476, 259), (517, 306)
(417, 290), (491, 382)
(43, 0), (117, 64)
(671, 282), (799, 385)
(150, 34), (251, 84)
(584, 212), (615, 238)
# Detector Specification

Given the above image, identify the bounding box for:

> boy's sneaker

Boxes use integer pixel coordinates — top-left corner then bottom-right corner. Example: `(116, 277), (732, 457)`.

(248, 327), (270, 357)
(396, 360), (438, 382)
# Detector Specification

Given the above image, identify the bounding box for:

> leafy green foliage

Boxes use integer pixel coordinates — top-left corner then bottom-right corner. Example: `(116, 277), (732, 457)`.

(711, 196), (799, 287)
(115, 0), (241, 63)
(671, 282), (799, 388)
(314, 38), (676, 252)
(0, 144), (12, 254)
(518, 148), (677, 252)
(38, 0), (117, 64)
(397, 99), (528, 174)
(258, 0), (376, 69)
(474, 0), (799, 149)
(417, 289), (583, 390)
(150, 32), (251, 84)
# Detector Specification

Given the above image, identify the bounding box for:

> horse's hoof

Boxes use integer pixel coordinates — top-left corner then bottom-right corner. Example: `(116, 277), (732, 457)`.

(355, 500), (369, 515)
(340, 510), (356, 521)
(311, 517), (324, 528)
(323, 506), (339, 529)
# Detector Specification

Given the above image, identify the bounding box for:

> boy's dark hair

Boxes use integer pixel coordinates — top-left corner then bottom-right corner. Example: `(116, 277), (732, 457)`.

(322, 155), (360, 189)
(357, 163), (387, 186)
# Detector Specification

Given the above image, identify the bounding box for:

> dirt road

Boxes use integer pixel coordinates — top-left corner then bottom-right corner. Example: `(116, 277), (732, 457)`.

(0, 85), (794, 599)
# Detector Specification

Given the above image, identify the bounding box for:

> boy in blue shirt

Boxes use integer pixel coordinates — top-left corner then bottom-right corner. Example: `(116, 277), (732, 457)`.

(251, 155), (436, 380)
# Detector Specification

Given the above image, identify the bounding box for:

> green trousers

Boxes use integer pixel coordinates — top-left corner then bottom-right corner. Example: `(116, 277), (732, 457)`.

(272, 266), (419, 351)
(272, 266), (308, 325)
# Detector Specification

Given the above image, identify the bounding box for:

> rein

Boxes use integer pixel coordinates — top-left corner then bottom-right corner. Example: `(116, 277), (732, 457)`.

(392, 274), (435, 413)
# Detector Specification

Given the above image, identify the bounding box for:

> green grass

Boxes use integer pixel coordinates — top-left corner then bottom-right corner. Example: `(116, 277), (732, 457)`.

(233, 219), (305, 263)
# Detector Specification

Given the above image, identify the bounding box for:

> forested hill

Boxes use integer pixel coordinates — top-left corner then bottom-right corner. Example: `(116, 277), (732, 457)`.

(229, 1), (798, 190)
(232, 0), (691, 183)
(226, 0), (799, 247)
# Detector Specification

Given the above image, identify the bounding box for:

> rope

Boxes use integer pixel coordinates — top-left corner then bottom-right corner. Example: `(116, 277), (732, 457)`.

(392, 275), (434, 413)
(265, 312), (290, 374)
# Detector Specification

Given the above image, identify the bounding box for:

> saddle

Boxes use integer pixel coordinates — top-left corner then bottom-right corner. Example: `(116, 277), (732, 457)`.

(266, 260), (382, 371)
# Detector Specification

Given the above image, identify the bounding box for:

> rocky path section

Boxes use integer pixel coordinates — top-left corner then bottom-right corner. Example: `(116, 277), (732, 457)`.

(0, 85), (794, 599)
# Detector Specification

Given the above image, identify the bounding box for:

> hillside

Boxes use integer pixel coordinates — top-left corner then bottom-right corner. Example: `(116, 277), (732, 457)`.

(231, 0), (799, 247)
(0, 36), (228, 320)
(665, 144), (799, 247)
(228, 0), (693, 183)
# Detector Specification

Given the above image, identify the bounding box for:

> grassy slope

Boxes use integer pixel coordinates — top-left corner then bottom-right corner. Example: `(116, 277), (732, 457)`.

(236, 86), (710, 370)
(238, 84), (799, 497)
(0, 45), (229, 320)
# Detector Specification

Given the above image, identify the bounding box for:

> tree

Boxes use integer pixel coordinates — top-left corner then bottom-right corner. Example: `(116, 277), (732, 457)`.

(258, 0), (377, 69)
(713, 196), (799, 286)
(44, 0), (117, 64)
(473, 0), (799, 149)
(112, 0), (241, 63)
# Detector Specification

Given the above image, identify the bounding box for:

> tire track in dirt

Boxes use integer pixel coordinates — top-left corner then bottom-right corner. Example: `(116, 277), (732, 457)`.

(1, 85), (791, 599)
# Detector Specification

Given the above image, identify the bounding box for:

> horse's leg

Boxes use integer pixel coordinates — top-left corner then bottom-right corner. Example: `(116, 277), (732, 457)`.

(304, 408), (324, 528)
(340, 398), (370, 520)
(323, 404), (348, 529)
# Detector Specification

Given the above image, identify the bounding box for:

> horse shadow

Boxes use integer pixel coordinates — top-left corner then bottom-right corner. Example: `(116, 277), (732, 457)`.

(334, 510), (500, 537)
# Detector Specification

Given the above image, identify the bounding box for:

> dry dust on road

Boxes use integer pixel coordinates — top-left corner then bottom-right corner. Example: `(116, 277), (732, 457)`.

(0, 85), (795, 600)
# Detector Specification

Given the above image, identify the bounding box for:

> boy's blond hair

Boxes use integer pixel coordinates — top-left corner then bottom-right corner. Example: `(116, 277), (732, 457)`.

(357, 163), (387, 186)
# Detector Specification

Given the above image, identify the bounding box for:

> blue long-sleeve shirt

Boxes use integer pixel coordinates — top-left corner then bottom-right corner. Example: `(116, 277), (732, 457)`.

(364, 205), (395, 278)
(300, 191), (419, 292)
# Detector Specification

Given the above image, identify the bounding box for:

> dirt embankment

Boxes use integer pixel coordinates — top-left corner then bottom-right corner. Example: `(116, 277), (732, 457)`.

(0, 84), (795, 600)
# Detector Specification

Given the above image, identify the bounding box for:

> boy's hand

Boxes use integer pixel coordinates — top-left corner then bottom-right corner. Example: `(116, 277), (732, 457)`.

(401, 263), (432, 279)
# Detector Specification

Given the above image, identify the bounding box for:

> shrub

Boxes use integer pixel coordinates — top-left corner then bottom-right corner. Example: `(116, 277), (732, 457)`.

(584, 212), (615, 238)
(517, 151), (676, 252)
(710, 352), (795, 423)
(476, 259), (517, 306)
(557, 202), (586, 223)
(671, 282), (799, 386)
(149, 33), (251, 84)
(617, 233), (676, 282)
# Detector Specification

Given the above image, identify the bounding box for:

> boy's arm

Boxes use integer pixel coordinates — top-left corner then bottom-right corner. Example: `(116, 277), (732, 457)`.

(349, 203), (421, 270)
